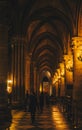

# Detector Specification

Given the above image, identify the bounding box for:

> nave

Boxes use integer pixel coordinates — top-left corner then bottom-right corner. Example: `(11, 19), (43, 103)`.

(7, 105), (73, 130)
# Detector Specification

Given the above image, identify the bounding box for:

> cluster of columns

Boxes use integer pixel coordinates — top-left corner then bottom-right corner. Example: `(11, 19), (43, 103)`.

(10, 38), (41, 106)
(52, 37), (82, 128)
(0, 0), (40, 126)
(72, 37), (82, 127)
(11, 37), (26, 105)
(0, 24), (12, 127)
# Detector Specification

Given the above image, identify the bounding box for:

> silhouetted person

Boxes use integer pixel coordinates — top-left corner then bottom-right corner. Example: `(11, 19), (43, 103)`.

(29, 91), (37, 124)
(24, 90), (29, 111)
(45, 92), (50, 107)
(39, 92), (44, 113)
(8, 92), (12, 106)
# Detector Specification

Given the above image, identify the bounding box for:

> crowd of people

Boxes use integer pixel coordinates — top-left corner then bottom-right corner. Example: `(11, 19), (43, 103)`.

(7, 90), (56, 125)
(24, 90), (52, 124)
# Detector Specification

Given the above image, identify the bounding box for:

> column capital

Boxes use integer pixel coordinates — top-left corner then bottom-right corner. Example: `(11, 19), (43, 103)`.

(64, 54), (73, 72)
(72, 37), (82, 62)
(72, 36), (82, 49)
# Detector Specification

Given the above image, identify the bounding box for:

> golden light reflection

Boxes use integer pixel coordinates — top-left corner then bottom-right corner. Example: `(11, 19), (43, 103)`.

(52, 107), (70, 130)
(9, 111), (24, 130)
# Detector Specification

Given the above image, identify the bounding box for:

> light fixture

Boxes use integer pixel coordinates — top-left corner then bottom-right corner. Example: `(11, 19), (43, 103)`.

(7, 79), (12, 93)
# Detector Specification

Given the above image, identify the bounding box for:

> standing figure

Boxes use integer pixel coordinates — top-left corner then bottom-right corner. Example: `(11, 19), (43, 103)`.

(45, 92), (50, 107)
(29, 91), (37, 124)
(8, 92), (12, 106)
(24, 90), (29, 111)
(39, 92), (44, 113)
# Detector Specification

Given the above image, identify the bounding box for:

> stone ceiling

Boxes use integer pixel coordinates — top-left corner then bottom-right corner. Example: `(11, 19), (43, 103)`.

(6, 0), (81, 78)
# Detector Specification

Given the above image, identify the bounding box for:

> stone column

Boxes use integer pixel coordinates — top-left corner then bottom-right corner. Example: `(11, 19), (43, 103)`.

(60, 62), (65, 96)
(11, 37), (26, 106)
(55, 81), (59, 97)
(64, 55), (73, 96)
(0, 1), (12, 128)
(63, 55), (73, 118)
(36, 69), (40, 96)
(34, 66), (37, 93)
(25, 55), (31, 93)
(11, 38), (18, 102)
(30, 61), (34, 92)
(72, 37), (82, 127)
(0, 24), (12, 126)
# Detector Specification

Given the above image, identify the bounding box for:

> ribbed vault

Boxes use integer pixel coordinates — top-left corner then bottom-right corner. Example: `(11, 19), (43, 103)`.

(9, 0), (81, 80)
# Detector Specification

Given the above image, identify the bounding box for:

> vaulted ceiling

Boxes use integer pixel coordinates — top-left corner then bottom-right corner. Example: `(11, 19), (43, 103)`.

(8, 0), (81, 78)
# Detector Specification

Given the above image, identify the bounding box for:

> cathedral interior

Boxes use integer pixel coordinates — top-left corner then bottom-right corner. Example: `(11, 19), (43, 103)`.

(0, 0), (82, 129)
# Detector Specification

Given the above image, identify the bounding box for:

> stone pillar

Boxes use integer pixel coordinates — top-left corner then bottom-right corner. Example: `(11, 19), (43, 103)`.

(30, 61), (34, 92)
(60, 62), (65, 96)
(11, 37), (26, 106)
(0, 1), (12, 128)
(72, 37), (82, 128)
(63, 55), (73, 118)
(36, 69), (40, 96)
(0, 24), (12, 127)
(34, 66), (37, 93)
(55, 81), (59, 97)
(57, 69), (61, 97)
(25, 55), (31, 93)
(64, 55), (73, 96)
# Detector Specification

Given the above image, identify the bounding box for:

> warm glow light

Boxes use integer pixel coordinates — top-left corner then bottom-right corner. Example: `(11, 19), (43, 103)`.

(7, 80), (12, 93)
(66, 58), (73, 72)
(52, 107), (70, 129)
(61, 69), (64, 77)
(52, 73), (58, 84)
(7, 80), (12, 83)
(46, 71), (51, 77)
(60, 63), (64, 77)
(39, 84), (42, 92)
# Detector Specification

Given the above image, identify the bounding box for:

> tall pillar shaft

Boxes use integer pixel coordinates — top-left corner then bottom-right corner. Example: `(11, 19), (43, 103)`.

(30, 61), (34, 92)
(25, 55), (31, 93)
(34, 66), (37, 92)
(0, 24), (11, 127)
(11, 37), (26, 105)
(36, 70), (40, 96)
(72, 37), (82, 127)
(64, 55), (73, 96)
(60, 62), (65, 96)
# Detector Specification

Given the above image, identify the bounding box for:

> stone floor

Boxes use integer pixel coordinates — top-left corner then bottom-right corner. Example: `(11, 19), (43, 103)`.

(4, 105), (74, 130)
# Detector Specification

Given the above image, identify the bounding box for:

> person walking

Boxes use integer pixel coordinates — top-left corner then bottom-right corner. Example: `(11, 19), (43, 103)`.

(39, 92), (44, 113)
(45, 92), (50, 107)
(29, 91), (37, 124)
(24, 90), (29, 111)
